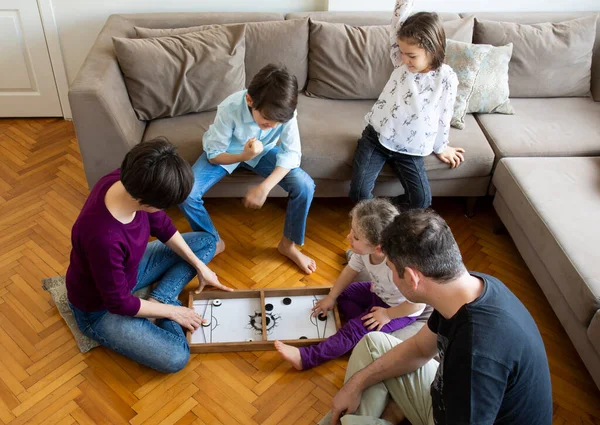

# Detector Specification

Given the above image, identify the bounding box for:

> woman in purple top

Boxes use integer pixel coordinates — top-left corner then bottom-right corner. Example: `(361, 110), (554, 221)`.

(66, 138), (231, 373)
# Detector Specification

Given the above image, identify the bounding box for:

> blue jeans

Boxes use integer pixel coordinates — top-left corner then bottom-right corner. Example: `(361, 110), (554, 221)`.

(70, 232), (216, 373)
(349, 125), (432, 209)
(179, 147), (315, 245)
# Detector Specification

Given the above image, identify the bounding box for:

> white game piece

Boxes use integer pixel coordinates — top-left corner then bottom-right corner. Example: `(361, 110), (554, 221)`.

(212, 299), (222, 306)
(202, 318), (211, 327)
(246, 338), (253, 342)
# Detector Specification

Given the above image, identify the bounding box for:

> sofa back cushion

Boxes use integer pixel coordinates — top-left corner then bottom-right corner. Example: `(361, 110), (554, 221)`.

(306, 16), (475, 100)
(467, 12), (600, 101)
(135, 19), (309, 89)
(286, 11), (461, 26)
(474, 16), (597, 98)
(113, 24), (246, 120)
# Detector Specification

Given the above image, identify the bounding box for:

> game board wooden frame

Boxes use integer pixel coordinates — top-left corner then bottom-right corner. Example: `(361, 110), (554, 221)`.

(187, 287), (342, 353)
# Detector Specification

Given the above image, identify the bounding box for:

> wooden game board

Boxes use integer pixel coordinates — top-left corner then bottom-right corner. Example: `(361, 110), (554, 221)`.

(187, 287), (342, 353)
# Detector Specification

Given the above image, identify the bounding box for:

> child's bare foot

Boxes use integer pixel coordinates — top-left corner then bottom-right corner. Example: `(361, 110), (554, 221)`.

(381, 398), (405, 425)
(278, 238), (316, 274)
(215, 239), (226, 256)
(274, 340), (303, 370)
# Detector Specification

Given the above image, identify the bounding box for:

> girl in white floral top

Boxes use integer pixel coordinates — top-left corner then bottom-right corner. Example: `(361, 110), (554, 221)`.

(349, 0), (465, 209)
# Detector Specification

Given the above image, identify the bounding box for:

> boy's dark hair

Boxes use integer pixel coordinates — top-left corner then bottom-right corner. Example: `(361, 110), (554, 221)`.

(247, 64), (298, 123)
(382, 209), (466, 283)
(350, 198), (399, 247)
(397, 12), (446, 70)
(120, 137), (193, 210)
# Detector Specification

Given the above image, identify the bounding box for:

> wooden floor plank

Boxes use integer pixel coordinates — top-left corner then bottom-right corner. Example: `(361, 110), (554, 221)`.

(0, 118), (598, 424)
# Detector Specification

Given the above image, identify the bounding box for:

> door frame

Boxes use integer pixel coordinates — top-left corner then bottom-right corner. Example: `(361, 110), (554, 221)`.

(36, 0), (71, 119)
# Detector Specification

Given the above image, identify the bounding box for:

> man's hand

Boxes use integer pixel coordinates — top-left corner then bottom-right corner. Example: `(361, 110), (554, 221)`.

(242, 138), (264, 161)
(361, 306), (392, 331)
(435, 146), (465, 169)
(196, 267), (233, 293)
(243, 185), (269, 209)
(330, 378), (363, 424)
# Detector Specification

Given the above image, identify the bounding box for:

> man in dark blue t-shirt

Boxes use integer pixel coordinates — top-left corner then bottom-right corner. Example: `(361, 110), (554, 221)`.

(322, 209), (552, 425)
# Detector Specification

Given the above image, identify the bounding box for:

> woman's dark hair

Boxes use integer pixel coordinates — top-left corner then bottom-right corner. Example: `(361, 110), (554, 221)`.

(120, 137), (193, 210)
(382, 209), (466, 283)
(247, 63), (298, 123)
(397, 12), (446, 70)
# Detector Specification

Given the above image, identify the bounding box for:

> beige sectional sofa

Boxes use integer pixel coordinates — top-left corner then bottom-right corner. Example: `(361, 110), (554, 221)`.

(70, 11), (498, 204)
(69, 10), (600, 387)
(493, 157), (600, 389)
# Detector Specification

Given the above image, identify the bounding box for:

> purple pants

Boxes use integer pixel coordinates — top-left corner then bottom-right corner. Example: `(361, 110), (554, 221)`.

(299, 281), (417, 369)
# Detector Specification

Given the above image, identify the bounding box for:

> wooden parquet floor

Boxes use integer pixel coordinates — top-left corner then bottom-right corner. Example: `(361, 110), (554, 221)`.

(0, 117), (599, 425)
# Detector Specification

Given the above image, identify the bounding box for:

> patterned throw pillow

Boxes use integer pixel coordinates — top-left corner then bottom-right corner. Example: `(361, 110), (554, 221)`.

(445, 40), (491, 129)
(467, 43), (514, 114)
(42, 276), (153, 353)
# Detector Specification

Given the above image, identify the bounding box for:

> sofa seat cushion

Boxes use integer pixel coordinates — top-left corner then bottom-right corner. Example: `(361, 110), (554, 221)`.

(144, 94), (494, 182)
(492, 157), (600, 326)
(589, 311), (600, 357)
(477, 98), (600, 161)
(296, 94), (494, 181)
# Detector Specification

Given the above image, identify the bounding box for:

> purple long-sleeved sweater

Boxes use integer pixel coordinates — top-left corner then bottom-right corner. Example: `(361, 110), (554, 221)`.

(66, 170), (177, 316)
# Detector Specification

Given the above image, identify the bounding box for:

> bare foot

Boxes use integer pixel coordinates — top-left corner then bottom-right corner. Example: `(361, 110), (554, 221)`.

(381, 398), (405, 425)
(278, 238), (317, 274)
(214, 239), (226, 256)
(274, 340), (303, 370)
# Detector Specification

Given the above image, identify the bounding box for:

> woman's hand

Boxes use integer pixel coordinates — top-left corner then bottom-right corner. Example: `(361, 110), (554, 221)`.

(196, 267), (233, 294)
(169, 305), (205, 332)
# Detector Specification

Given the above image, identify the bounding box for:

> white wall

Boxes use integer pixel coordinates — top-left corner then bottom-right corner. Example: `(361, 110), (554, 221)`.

(329, 0), (599, 12)
(52, 0), (327, 84)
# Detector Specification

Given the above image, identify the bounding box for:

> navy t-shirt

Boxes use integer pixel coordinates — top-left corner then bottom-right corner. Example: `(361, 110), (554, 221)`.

(427, 272), (552, 425)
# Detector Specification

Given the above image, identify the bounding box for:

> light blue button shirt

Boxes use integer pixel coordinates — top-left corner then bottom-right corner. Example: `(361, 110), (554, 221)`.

(202, 90), (302, 174)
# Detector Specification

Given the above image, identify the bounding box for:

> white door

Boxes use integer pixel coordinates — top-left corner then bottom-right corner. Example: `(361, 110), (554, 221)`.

(0, 0), (62, 117)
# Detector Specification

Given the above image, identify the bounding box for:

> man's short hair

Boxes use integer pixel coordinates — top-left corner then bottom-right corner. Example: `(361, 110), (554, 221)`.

(120, 137), (193, 210)
(382, 209), (466, 283)
(247, 64), (298, 123)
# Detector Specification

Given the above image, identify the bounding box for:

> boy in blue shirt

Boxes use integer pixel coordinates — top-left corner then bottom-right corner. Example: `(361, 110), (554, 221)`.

(180, 64), (317, 274)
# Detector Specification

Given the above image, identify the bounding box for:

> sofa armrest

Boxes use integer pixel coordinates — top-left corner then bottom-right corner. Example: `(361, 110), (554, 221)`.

(589, 310), (600, 357)
(69, 15), (146, 188)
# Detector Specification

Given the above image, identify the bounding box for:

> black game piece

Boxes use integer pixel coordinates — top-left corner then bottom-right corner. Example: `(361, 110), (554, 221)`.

(283, 297), (292, 305)
(299, 336), (307, 340)
(318, 314), (327, 321)
(266, 317), (271, 325)
(265, 303), (274, 311)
